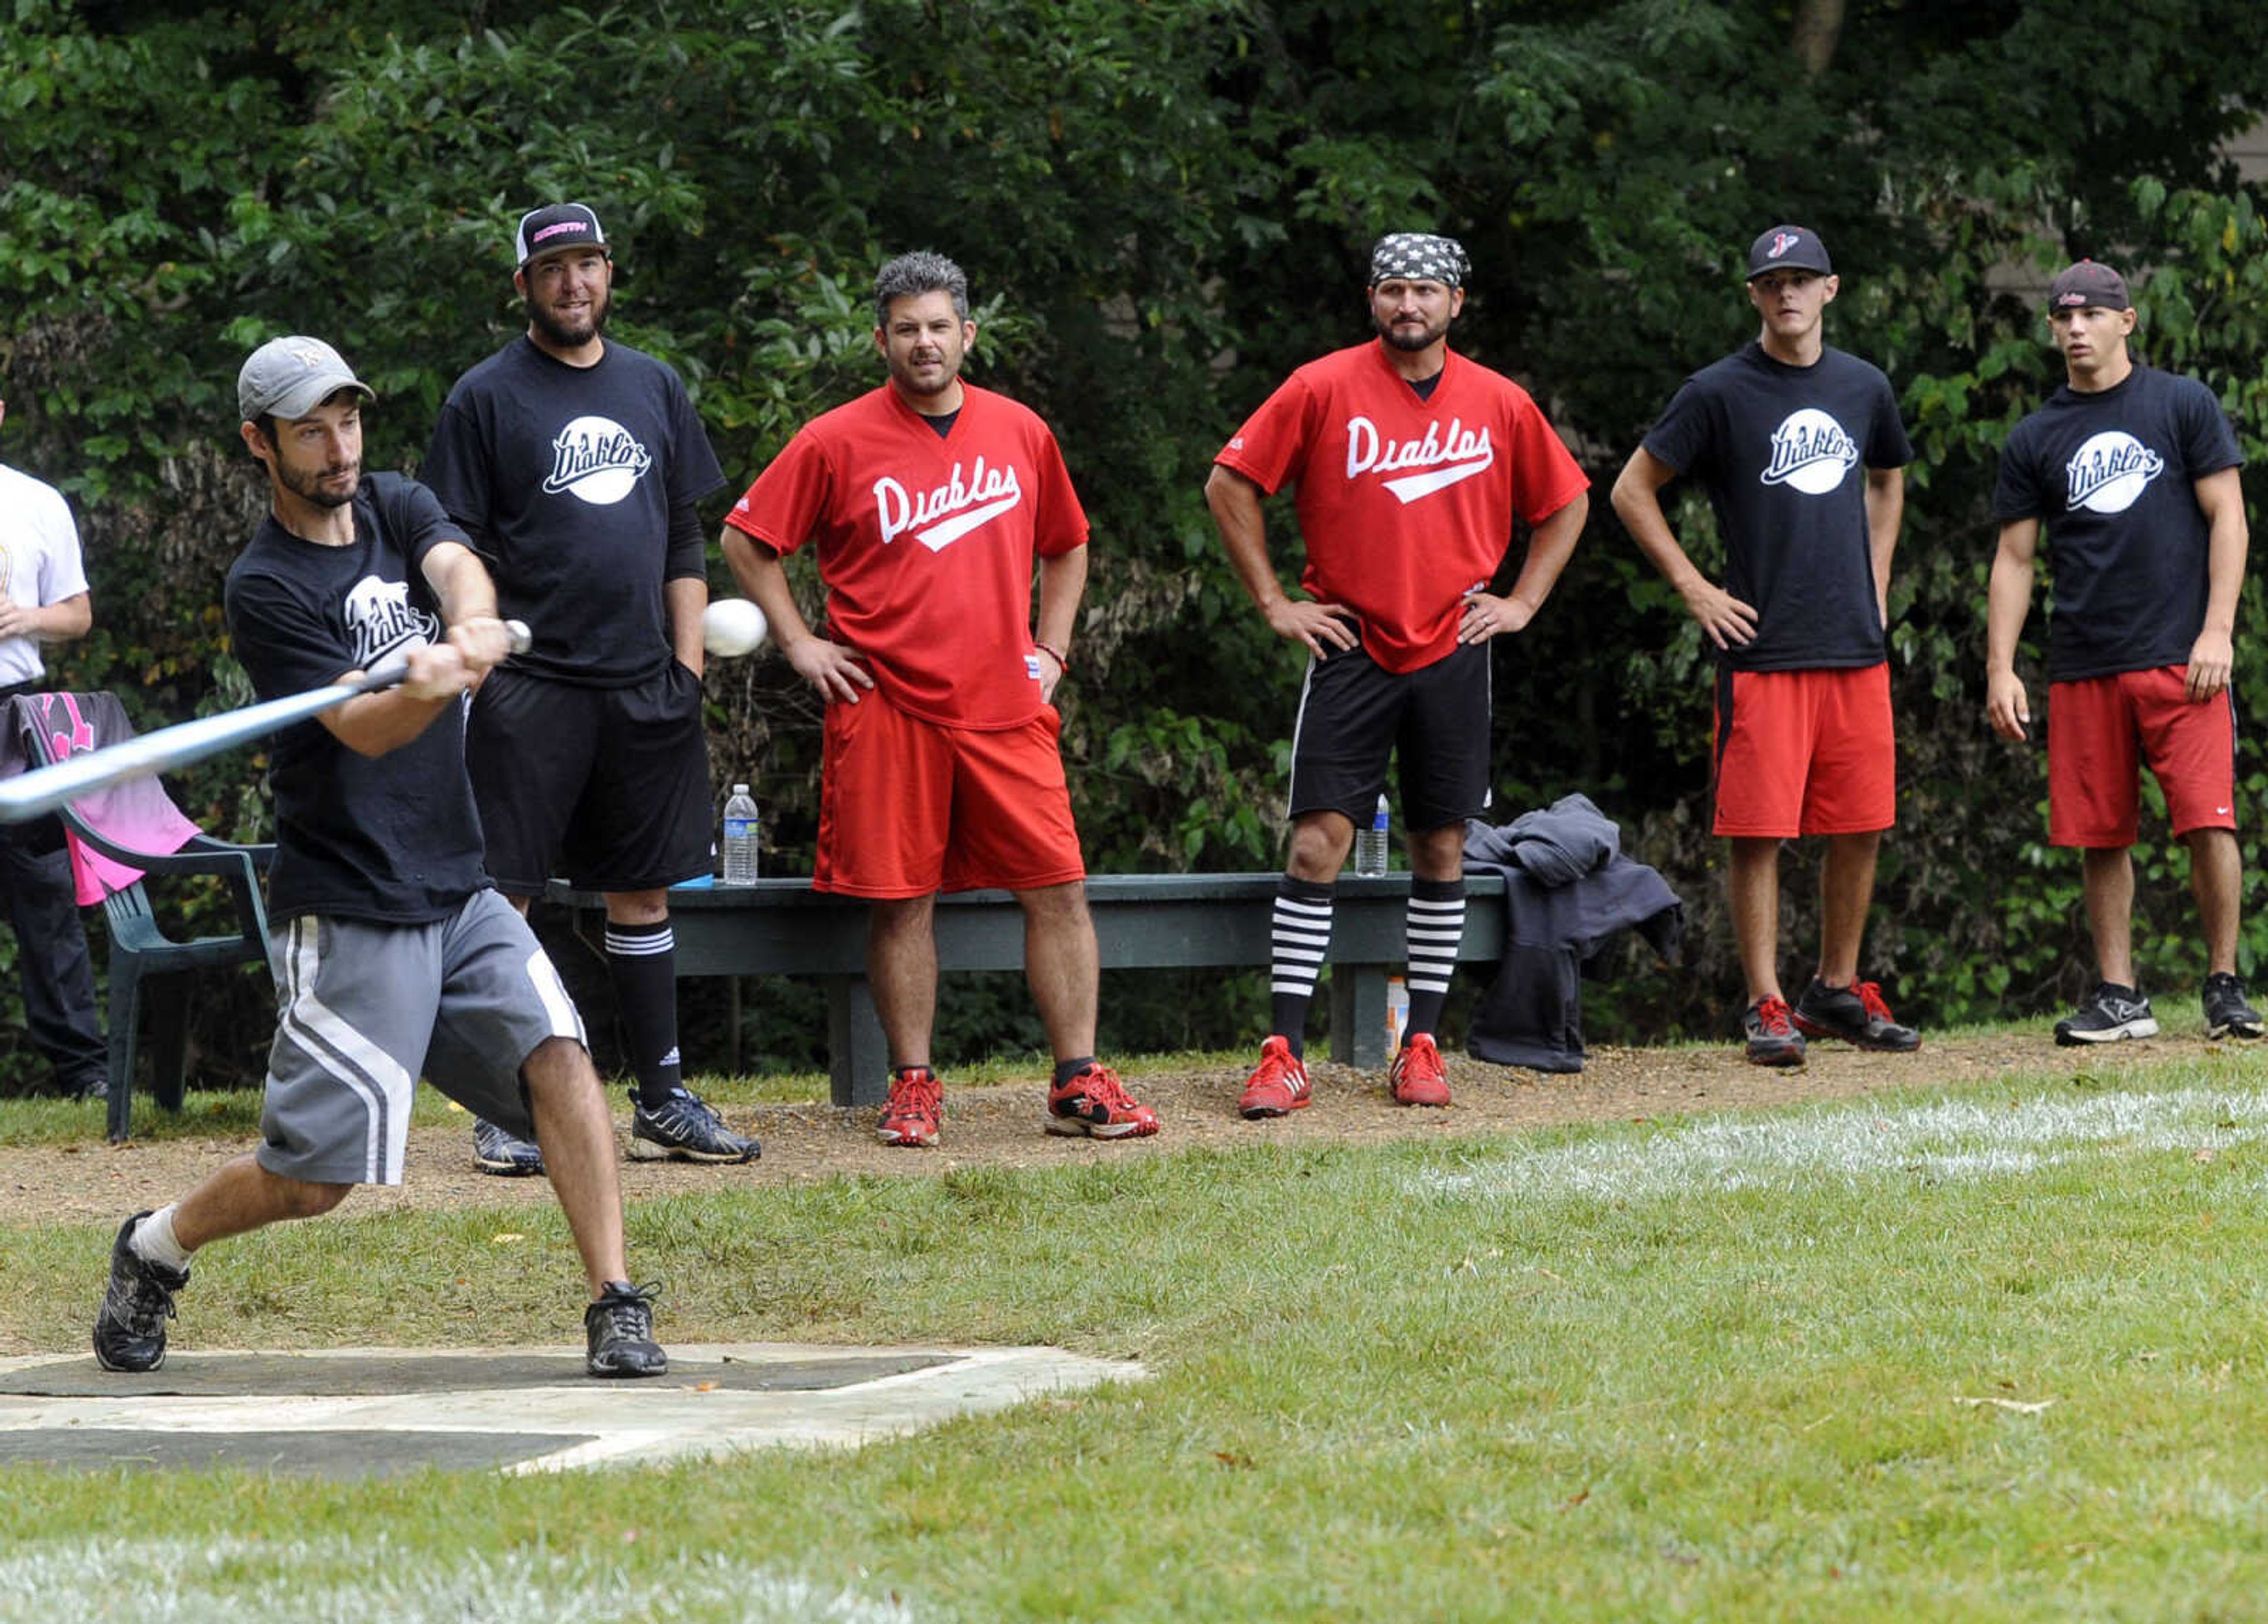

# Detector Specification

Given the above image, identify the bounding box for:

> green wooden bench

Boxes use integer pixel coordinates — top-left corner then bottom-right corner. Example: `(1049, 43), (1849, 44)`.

(548, 873), (1508, 1107)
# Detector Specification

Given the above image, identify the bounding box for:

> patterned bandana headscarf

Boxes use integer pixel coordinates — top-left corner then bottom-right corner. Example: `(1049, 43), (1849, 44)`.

(1368, 232), (1469, 289)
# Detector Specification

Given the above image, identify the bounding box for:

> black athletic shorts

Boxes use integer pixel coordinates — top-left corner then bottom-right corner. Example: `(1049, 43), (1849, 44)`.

(467, 661), (713, 895)
(1288, 639), (1493, 833)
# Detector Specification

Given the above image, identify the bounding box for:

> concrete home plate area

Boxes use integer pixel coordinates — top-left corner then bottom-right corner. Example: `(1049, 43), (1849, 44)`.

(0, 1342), (1140, 1477)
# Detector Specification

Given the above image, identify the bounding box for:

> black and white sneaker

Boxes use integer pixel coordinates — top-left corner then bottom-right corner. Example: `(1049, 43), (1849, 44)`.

(628, 1088), (760, 1163)
(2054, 982), (2159, 1046)
(473, 1118), (545, 1177)
(93, 1212), (189, 1374)
(585, 1280), (669, 1378)
(2204, 973), (2265, 1041)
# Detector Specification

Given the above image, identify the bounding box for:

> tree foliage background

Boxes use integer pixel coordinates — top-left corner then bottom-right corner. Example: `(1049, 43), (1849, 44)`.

(5, 0), (2268, 1084)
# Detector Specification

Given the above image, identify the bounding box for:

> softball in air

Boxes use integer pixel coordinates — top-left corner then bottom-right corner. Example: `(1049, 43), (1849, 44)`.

(702, 598), (770, 658)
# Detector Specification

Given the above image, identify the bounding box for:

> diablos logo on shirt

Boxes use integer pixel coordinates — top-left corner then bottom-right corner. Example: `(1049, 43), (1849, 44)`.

(1343, 415), (1495, 504)
(874, 457), (1024, 552)
(1758, 409), (1859, 495)
(344, 576), (439, 669)
(543, 416), (653, 506)
(2064, 432), (2165, 514)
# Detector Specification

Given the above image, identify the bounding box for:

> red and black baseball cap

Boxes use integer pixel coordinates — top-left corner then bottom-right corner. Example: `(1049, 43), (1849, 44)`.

(514, 203), (608, 268)
(1746, 224), (1833, 279)
(2047, 259), (2131, 312)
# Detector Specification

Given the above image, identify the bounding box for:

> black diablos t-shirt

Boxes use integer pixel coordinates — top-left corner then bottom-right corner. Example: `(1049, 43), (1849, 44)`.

(1992, 365), (2243, 683)
(1643, 343), (1912, 671)
(421, 338), (725, 684)
(223, 474), (486, 924)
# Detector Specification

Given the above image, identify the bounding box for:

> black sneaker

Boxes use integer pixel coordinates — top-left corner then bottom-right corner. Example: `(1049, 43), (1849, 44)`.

(628, 1088), (760, 1163)
(1742, 997), (1807, 1067)
(2054, 982), (2158, 1046)
(1792, 978), (1922, 1052)
(93, 1212), (188, 1374)
(585, 1280), (669, 1378)
(473, 1117), (545, 1176)
(2204, 972), (2265, 1040)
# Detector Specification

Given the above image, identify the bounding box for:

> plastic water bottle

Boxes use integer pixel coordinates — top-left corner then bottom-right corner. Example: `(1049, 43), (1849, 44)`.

(1354, 794), (1390, 877)
(1386, 975), (1411, 1053)
(721, 784), (759, 885)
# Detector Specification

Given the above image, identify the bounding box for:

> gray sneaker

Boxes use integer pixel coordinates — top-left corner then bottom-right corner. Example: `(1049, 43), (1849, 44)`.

(93, 1212), (188, 1374)
(585, 1280), (669, 1378)
(628, 1088), (760, 1163)
(2054, 982), (2158, 1046)
(473, 1117), (545, 1176)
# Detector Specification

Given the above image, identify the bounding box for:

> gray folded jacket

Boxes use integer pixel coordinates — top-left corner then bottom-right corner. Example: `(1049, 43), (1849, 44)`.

(1470, 791), (1619, 888)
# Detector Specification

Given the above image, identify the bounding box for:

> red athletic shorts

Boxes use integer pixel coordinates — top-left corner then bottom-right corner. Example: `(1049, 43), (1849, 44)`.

(814, 687), (1086, 898)
(2047, 665), (2236, 847)
(1712, 663), (1896, 839)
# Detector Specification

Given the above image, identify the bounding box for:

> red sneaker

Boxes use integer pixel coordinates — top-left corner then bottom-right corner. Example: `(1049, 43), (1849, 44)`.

(1045, 1063), (1161, 1139)
(876, 1066), (941, 1147)
(1389, 1032), (1452, 1107)
(1237, 1035), (1312, 1119)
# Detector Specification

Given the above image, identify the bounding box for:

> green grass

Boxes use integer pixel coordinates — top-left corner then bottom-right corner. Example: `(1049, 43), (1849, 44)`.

(8, 1044), (2268, 1619)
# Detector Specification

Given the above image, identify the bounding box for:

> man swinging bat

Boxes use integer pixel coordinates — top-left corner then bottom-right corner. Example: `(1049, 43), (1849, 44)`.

(90, 335), (667, 1379)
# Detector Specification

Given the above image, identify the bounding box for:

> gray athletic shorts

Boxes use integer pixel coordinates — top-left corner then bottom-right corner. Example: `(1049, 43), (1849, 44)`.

(255, 888), (588, 1186)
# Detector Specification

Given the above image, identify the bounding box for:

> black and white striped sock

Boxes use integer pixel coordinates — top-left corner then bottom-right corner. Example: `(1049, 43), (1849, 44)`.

(1404, 877), (1467, 1038)
(1269, 875), (1336, 1061)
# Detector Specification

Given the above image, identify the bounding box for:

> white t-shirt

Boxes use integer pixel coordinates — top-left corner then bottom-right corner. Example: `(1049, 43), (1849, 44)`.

(0, 461), (91, 687)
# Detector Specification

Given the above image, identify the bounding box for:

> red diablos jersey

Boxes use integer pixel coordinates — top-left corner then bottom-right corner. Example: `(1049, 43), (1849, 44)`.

(725, 383), (1089, 729)
(1215, 341), (1589, 672)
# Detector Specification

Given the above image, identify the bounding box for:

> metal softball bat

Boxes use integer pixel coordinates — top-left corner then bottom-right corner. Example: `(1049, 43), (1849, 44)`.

(0, 619), (530, 824)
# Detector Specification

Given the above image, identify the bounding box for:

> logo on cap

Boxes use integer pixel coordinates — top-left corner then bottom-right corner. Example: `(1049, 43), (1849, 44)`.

(1768, 232), (1800, 260)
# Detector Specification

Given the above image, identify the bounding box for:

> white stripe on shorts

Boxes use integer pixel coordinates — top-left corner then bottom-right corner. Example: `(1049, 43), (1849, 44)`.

(283, 918), (415, 1184)
(526, 945), (585, 1044)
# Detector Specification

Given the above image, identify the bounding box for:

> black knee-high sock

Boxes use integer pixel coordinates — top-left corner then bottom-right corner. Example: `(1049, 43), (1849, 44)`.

(1404, 876), (1467, 1039)
(1269, 875), (1336, 1061)
(606, 918), (682, 1108)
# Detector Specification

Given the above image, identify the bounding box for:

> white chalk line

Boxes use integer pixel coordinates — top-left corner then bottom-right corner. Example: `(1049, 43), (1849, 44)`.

(1416, 1082), (2268, 1204)
(0, 1535), (918, 1624)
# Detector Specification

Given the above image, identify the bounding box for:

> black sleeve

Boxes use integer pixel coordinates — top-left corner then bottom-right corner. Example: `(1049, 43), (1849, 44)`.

(419, 396), (497, 549)
(664, 373), (727, 508)
(1640, 378), (1713, 478)
(225, 569), (355, 702)
(377, 475), (471, 581)
(1865, 371), (1914, 470)
(2179, 377), (2244, 478)
(666, 498), (707, 582)
(1990, 425), (2046, 521)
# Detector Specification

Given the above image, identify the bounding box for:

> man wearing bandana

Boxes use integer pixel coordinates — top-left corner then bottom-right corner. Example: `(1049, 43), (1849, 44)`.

(1205, 232), (1591, 1114)
(1611, 225), (1918, 1067)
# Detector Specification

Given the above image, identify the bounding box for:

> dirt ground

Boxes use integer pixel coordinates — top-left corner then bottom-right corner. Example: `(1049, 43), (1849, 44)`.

(0, 1029), (2157, 1225)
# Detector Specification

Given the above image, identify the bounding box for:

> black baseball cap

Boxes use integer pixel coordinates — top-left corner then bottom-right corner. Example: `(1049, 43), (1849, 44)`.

(1746, 224), (1834, 279)
(2047, 260), (2132, 312)
(514, 203), (608, 268)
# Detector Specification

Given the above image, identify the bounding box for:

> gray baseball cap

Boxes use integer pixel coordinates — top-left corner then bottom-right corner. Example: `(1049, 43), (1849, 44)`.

(237, 335), (373, 422)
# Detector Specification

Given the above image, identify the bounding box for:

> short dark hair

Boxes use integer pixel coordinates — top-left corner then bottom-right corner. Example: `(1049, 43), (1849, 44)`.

(874, 251), (970, 327)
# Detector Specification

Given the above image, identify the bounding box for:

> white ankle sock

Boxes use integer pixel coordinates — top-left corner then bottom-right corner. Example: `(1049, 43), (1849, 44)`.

(130, 1204), (193, 1272)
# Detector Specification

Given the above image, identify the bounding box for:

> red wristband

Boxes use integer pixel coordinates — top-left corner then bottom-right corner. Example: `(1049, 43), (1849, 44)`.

(1034, 638), (1071, 671)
